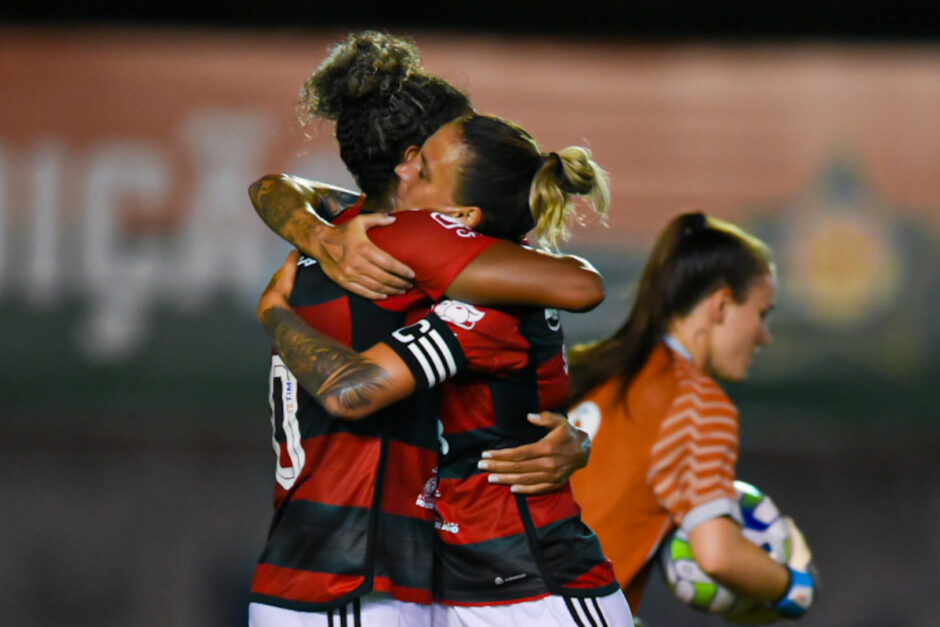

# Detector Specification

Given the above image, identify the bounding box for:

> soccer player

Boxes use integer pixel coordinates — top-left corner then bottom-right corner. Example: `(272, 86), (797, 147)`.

(256, 114), (633, 626)
(551, 211), (817, 621)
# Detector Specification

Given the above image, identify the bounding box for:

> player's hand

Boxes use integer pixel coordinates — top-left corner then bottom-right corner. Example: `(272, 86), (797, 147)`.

(258, 250), (300, 319)
(317, 214), (414, 299)
(477, 412), (591, 495)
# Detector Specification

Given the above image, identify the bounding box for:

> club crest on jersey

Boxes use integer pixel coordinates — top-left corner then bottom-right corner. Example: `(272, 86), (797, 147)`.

(434, 300), (485, 330)
(430, 212), (478, 238)
(545, 308), (561, 331)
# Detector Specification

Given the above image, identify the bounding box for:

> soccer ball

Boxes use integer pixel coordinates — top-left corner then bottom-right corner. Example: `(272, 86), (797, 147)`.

(658, 480), (791, 614)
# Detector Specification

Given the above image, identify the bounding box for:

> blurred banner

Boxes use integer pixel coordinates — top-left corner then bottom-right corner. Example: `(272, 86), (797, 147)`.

(2, 29), (937, 441)
(2, 28), (939, 627)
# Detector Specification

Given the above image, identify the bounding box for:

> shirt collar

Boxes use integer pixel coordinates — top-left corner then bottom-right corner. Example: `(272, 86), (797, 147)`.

(663, 333), (693, 363)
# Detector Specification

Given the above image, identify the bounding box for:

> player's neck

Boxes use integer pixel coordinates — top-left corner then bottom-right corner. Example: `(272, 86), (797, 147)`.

(667, 315), (711, 373)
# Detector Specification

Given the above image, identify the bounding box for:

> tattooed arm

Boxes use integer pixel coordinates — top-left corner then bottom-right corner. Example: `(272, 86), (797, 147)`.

(258, 250), (417, 419)
(249, 174), (415, 299)
(260, 307), (416, 419)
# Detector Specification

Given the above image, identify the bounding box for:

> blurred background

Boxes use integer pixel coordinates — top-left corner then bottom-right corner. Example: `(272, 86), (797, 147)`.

(2, 2), (939, 626)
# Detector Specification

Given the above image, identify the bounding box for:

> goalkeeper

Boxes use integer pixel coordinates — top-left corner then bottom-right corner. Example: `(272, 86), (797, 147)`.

(483, 212), (816, 621)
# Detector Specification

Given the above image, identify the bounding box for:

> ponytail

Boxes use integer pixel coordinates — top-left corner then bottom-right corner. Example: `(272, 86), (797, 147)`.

(455, 114), (609, 246)
(529, 146), (610, 249)
(569, 211), (772, 403)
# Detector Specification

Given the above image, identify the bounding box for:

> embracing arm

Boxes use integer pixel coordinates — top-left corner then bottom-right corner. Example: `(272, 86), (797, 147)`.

(249, 174), (414, 298)
(258, 250), (417, 419)
(446, 241), (605, 313)
(250, 175), (603, 309)
(477, 411), (591, 494)
(260, 306), (415, 419)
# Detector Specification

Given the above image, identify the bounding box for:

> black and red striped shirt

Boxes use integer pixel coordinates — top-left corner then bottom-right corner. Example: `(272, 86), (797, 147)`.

(387, 301), (621, 605)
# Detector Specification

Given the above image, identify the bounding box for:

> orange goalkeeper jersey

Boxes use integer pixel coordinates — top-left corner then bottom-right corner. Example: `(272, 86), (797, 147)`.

(569, 341), (741, 611)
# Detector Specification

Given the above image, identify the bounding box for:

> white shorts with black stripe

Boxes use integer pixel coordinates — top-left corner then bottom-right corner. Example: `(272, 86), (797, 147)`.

(248, 596), (432, 627)
(431, 589), (633, 627)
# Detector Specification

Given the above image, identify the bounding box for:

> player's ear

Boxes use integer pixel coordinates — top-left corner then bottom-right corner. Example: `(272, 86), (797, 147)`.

(705, 286), (733, 324)
(460, 206), (482, 229)
(438, 206), (482, 228)
(401, 145), (419, 163)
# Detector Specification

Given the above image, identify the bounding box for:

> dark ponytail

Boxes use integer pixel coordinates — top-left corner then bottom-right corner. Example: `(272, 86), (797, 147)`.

(297, 31), (471, 204)
(568, 211), (773, 403)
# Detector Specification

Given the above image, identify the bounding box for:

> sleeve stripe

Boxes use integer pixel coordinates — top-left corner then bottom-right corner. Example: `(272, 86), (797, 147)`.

(429, 329), (458, 377)
(418, 335), (448, 382)
(407, 343), (439, 387)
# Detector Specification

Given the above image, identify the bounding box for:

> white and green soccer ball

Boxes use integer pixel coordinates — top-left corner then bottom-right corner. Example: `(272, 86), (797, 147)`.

(658, 480), (791, 615)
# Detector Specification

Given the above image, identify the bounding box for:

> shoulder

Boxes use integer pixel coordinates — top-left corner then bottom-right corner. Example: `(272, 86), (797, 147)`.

(655, 361), (738, 454)
(626, 344), (682, 420)
(368, 211), (497, 259)
(369, 212), (500, 295)
(670, 357), (736, 418)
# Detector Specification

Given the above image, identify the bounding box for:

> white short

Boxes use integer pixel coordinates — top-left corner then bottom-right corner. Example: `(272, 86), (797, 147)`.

(248, 596), (432, 627)
(432, 589), (633, 627)
(249, 589), (633, 627)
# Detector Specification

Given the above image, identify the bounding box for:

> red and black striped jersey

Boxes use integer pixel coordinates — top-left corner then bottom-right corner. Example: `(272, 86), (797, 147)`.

(386, 301), (621, 605)
(250, 209), (498, 611)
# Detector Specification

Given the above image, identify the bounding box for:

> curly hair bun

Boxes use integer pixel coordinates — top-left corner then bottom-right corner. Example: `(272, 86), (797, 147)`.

(302, 31), (422, 122)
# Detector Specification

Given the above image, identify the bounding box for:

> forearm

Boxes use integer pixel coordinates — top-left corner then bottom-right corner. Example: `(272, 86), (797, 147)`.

(714, 535), (788, 602)
(259, 306), (392, 419)
(249, 174), (357, 257)
(689, 517), (789, 603)
(446, 242), (605, 312)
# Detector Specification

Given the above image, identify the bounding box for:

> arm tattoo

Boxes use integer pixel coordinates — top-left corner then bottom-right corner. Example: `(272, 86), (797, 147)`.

(251, 177), (360, 252)
(260, 306), (391, 415)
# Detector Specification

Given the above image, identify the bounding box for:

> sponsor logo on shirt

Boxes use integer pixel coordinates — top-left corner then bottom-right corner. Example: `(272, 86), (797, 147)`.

(435, 520), (459, 534)
(430, 212), (478, 238)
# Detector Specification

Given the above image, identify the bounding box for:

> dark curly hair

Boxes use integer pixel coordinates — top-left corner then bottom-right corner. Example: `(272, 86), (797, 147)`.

(298, 31), (472, 206)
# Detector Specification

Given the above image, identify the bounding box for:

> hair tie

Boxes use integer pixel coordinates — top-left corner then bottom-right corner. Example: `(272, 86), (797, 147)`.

(546, 151), (562, 170)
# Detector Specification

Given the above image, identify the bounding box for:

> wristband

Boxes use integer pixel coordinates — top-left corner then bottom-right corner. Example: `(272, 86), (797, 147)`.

(772, 566), (814, 618)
